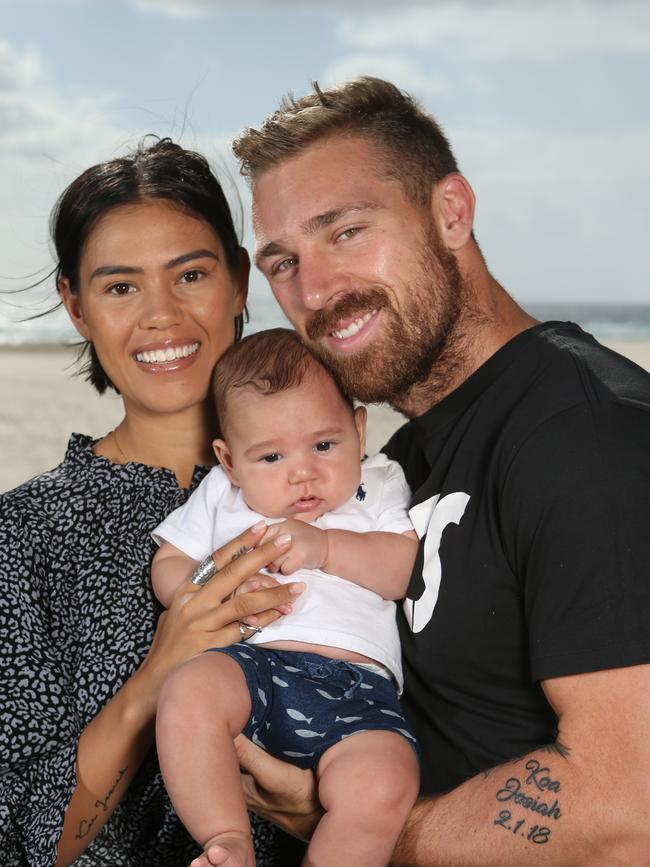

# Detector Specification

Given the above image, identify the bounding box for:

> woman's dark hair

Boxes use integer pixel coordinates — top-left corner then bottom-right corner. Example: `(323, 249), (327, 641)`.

(54, 136), (245, 394)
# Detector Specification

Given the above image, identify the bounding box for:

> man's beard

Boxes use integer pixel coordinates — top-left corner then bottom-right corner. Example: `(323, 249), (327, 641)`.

(304, 228), (466, 406)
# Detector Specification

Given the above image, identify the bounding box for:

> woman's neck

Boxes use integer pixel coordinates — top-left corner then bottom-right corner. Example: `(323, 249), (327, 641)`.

(95, 402), (217, 489)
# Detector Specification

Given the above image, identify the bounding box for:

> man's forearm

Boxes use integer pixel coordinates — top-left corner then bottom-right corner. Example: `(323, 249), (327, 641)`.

(324, 530), (417, 599)
(392, 744), (650, 866)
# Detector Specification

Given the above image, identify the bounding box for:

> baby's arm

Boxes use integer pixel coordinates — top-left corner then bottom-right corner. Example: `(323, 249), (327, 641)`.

(264, 521), (418, 601)
(152, 541), (201, 608)
(324, 528), (418, 600)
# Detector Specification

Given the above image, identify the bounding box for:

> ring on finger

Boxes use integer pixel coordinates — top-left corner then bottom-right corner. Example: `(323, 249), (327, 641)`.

(239, 621), (263, 641)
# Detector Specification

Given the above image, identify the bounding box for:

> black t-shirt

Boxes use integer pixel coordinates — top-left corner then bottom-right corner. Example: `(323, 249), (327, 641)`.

(384, 322), (650, 795)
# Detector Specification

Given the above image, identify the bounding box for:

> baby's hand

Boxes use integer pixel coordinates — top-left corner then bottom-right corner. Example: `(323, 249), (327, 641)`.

(260, 519), (328, 575)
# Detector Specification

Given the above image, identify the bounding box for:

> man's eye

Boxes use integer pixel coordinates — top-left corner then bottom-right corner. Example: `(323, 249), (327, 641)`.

(338, 227), (361, 241)
(107, 282), (135, 296)
(262, 453), (281, 463)
(315, 441), (334, 453)
(274, 257), (297, 274)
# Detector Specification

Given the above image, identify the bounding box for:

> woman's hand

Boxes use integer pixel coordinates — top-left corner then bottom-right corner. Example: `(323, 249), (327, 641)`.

(135, 525), (303, 717)
(235, 734), (323, 843)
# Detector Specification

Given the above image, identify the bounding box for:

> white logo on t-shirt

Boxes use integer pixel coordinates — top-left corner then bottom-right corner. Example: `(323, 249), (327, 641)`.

(403, 492), (470, 633)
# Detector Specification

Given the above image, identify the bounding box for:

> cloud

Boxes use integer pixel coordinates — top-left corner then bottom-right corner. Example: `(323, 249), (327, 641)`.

(338, 0), (650, 61)
(451, 126), (650, 301)
(323, 54), (447, 95)
(128, 0), (403, 18)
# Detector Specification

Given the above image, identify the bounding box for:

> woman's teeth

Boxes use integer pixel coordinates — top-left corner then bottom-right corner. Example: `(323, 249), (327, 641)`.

(331, 310), (375, 340)
(135, 343), (199, 363)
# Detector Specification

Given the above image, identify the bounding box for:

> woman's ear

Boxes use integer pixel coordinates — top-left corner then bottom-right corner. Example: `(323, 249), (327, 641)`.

(212, 438), (239, 486)
(233, 247), (250, 316)
(354, 405), (368, 458)
(58, 278), (91, 341)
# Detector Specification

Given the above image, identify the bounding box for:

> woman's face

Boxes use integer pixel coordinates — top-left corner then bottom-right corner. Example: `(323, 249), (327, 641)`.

(60, 199), (248, 417)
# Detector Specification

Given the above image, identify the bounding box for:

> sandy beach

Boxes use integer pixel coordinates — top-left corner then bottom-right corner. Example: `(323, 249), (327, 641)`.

(2, 339), (649, 493)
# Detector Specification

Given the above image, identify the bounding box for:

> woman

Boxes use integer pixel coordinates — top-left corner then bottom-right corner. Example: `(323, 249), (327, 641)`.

(0, 139), (303, 866)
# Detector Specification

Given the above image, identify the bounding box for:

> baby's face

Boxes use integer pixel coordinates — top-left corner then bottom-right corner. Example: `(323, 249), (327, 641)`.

(213, 366), (366, 522)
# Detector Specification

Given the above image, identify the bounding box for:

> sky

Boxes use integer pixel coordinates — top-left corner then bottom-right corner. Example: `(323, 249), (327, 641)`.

(1, 0), (649, 341)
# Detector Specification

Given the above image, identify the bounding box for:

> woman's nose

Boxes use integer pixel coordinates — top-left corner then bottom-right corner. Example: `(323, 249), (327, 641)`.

(139, 286), (183, 330)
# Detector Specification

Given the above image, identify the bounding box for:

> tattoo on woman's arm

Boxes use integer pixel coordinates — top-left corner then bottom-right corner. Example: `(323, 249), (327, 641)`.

(74, 767), (128, 840)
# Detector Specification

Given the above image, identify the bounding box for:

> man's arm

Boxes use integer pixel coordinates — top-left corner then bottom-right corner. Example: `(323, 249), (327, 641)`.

(393, 662), (650, 866)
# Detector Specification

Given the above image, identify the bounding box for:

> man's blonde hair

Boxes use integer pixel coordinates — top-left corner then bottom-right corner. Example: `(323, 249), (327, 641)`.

(232, 77), (459, 207)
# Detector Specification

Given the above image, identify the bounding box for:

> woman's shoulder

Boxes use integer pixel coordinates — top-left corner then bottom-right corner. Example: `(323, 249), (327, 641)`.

(2, 433), (97, 507)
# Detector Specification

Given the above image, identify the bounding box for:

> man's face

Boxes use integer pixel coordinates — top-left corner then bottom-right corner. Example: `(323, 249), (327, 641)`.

(252, 135), (464, 405)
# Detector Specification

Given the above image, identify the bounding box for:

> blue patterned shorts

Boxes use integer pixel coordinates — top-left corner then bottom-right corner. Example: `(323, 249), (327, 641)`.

(208, 645), (417, 769)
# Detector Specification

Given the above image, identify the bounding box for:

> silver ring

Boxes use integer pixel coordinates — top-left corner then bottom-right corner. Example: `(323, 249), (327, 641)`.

(239, 621), (263, 641)
(190, 555), (218, 586)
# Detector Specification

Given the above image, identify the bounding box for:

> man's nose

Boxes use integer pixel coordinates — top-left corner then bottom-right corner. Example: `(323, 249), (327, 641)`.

(297, 255), (352, 311)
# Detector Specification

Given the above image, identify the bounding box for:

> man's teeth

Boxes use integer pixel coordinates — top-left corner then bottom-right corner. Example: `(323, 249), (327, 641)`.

(135, 343), (199, 363)
(331, 310), (375, 340)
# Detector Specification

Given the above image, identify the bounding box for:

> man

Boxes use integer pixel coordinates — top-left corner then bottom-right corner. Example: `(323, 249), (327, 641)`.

(231, 78), (650, 864)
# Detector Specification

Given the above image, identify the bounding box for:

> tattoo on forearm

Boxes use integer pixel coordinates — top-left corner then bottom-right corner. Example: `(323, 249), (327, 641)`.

(491, 754), (565, 846)
(74, 767), (128, 841)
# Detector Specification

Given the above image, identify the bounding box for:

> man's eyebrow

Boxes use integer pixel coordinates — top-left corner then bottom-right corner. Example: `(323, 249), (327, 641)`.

(255, 202), (379, 269)
(301, 202), (379, 236)
(89, 249), (220, 282)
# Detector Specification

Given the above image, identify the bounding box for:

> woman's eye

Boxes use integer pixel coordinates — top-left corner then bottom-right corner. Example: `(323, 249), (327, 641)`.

(107, 282), (135, 296)
(315, 441), (334, 453)
(262, 453), (281, 463)
(180, 269), (203, 283)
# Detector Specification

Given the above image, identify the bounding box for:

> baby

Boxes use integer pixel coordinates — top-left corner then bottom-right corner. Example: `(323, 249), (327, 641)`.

(152, 329), (420, 867)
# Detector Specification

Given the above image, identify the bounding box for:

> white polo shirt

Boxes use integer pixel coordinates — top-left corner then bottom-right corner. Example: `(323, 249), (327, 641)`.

(153, 453), (413, 690)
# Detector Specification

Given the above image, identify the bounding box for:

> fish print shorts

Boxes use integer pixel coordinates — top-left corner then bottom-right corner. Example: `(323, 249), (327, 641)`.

(208, 644), (417, 769)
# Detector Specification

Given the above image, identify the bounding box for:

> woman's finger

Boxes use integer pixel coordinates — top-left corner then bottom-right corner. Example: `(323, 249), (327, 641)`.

(212, 522), (268, 571)
(179, 534), (292, 603)
(218, 582), (304, 628)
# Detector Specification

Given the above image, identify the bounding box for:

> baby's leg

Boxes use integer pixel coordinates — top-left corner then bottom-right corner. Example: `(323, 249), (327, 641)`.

(156, 651), (254, 867)
(304, 730), (419, 867)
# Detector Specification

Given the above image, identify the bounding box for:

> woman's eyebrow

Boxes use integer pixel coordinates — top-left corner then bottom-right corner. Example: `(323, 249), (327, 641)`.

(89, 249), (220, 282)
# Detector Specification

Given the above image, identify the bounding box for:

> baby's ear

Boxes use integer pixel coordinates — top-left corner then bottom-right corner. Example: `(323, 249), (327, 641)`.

(212, 439), (239, 485)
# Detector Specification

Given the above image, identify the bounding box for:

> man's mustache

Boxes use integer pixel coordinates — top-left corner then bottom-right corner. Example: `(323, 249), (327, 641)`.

(305, 288), (389, 341)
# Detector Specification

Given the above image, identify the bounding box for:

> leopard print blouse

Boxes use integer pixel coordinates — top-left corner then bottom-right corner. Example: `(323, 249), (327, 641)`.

(0, 434), (282, 866)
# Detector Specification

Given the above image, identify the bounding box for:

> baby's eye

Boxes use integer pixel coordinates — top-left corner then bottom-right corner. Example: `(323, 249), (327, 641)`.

(315, 441), (334, 453)
(107, 282), (136, 296)
(261, 453), (281, 463)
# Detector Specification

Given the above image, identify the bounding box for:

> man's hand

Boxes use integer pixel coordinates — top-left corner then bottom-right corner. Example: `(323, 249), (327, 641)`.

(259, 519), (329, 575)
(235, 734), (323, 842)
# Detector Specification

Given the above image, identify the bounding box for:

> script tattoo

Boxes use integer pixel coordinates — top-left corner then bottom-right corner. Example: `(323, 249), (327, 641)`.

(74, 767), (128, 841)
(491, 757), (564, 846)
(231, 545), (252, 562)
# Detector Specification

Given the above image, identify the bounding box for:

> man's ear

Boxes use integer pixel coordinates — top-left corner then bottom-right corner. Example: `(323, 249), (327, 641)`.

(430, 173), (475, 252)
(233, 247), (250, 317)
(58, 278), (91, 340)
(212, 438), (240, 486)
(354, 405), (367, 458)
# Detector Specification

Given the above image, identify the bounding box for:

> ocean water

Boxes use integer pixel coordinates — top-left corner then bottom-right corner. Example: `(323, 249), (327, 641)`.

(1, 295), (650, 346)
